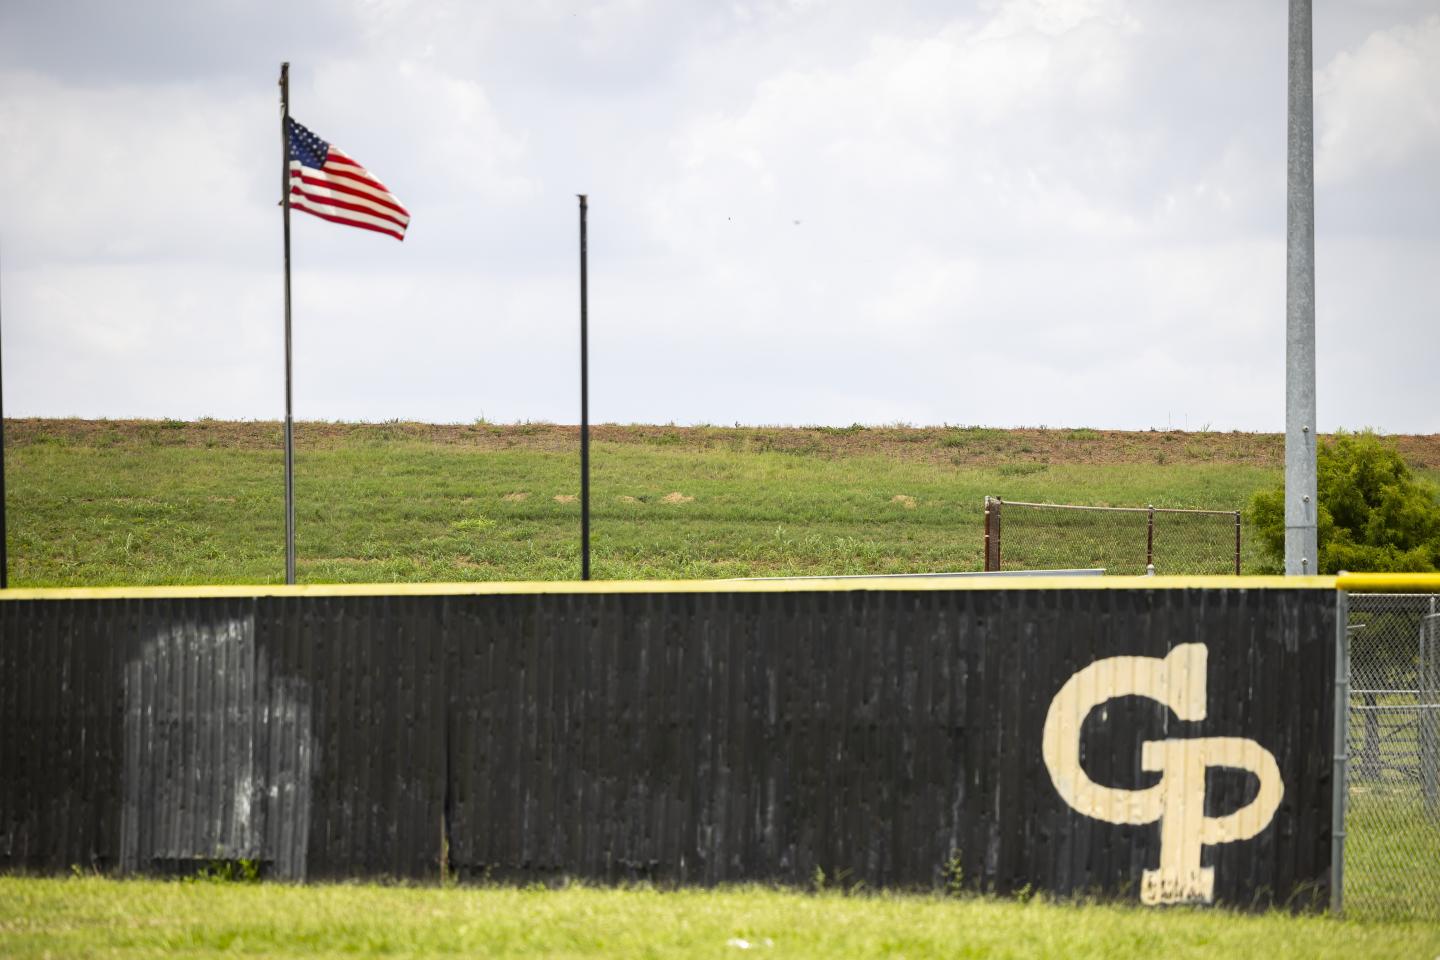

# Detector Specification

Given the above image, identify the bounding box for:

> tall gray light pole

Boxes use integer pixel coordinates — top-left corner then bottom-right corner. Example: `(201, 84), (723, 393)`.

(1285, 0), (1318, 575)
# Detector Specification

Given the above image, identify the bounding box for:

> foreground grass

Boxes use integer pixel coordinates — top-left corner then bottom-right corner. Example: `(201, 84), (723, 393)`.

(1, 878), (1436, 960)
(1346, 788), (1440, 920)
(7, 421), (1295, 586)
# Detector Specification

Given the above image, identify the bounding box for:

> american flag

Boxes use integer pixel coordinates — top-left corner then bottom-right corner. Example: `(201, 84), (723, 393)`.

(286, 118), (410, 241)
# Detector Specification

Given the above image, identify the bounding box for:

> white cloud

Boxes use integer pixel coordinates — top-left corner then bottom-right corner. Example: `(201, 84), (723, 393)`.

(4, 263), (278, 418)
(307, 58), (537, 207)
(0, 71), (272, 264)
(976, 0), (1138, 39)
(1316, 14), (1440, 185)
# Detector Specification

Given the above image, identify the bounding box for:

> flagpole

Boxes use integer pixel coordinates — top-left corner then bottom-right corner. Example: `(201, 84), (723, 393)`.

(280, 63), (297, 585)
(578, 194), (590, 581)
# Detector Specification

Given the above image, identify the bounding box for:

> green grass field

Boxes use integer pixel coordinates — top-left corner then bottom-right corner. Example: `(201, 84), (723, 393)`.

(1, 877), (1437, 960)
(11, 418), (1439, 586)
(1346, 789), (1440, 920)
(5, 419), (1355, 586)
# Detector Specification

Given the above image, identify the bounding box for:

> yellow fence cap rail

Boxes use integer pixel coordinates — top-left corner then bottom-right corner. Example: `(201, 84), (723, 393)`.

(1335, 571), (1440, 592)
(0, 574), (1341, 602)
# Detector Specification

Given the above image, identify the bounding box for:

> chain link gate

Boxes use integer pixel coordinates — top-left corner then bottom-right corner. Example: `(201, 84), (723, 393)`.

(1344, 593), (1440, 919)
(982, 498), (1244, 575)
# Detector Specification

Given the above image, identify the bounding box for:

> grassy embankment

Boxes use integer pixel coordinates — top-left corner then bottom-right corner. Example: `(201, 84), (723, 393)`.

(14, 419), (1439, 587)
(2, 877), (1438, 960)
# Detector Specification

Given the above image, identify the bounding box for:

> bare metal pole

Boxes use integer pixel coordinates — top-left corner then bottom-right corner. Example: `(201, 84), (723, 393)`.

(578, 194), (590, 581)
(280, 63), (297, 585)
(1285, 0), (1318, 575)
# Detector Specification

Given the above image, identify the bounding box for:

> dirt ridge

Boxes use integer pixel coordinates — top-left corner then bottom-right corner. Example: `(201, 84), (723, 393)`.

(6, 418), (1440, 469)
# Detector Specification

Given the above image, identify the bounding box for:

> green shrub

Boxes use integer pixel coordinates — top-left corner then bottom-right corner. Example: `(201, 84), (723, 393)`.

(1247, 431), (1440, 573)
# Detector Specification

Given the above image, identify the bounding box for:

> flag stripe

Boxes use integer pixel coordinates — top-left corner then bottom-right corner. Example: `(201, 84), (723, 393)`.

(290, 191), (407, 234)
(289, 167), (410, 222)
(288, 162), (408, 218)
(290, 198), (406, 241)
(290, 184), (408, 229)
(322, 150), (379, 177)
(320, 148), (393, 191)
(318, 162), (393, 198)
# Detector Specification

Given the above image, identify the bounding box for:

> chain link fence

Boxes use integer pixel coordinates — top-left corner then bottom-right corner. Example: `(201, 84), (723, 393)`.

(983, 497), (1245, 575)
(1345, 593), (1440, 919)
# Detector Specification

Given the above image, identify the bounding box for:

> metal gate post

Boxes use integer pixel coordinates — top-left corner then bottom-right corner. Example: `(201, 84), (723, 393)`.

(1233, 511), (1242, 575)
(1423, 600), (1439, 818)
(983, 497), (1002, 572)
(1331, 588), (1350, 915)
(1324, 592), (1347, 915)
(1145, 505), (1154, 571)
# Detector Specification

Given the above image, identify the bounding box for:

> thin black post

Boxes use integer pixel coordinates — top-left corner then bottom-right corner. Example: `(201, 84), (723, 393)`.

(280, 63), (296, 585)
(578, 194), (590, 580)
(0, 239), (7, 589)
(1234, 511), (1243, 575)
(1146, 504), (1155, 571)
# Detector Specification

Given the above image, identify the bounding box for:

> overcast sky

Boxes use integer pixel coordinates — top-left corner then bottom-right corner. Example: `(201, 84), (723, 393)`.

(1, 0), (1435, 431)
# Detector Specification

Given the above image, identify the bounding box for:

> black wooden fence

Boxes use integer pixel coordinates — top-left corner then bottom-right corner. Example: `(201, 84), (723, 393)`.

(0, 580), (1336, 909)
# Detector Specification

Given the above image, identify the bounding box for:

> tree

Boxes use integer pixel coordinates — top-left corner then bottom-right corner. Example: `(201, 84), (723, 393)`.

(1247, 431), (1440, 574)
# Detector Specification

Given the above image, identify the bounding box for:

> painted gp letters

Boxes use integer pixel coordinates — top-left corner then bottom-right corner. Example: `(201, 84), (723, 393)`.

(1042, 644), (1285, 904)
